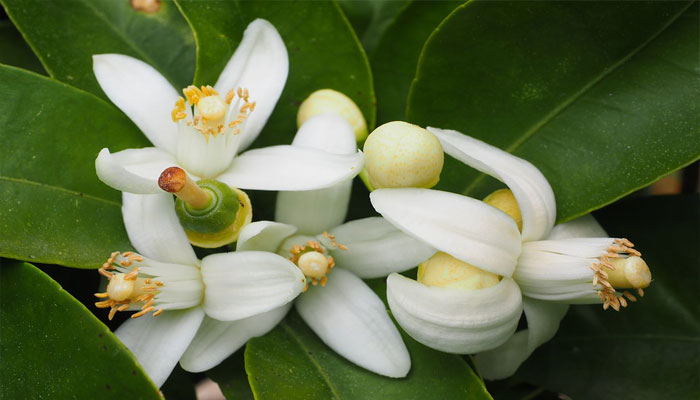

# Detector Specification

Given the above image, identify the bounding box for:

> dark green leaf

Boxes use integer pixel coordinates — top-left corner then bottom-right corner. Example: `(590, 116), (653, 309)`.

(245, 310), (491, 400)
(0, 20), (45, 74)
(0, 260), (160, 398)
(514, 194), (700, 399)
(1, 0), (195, 98)
(371, 0), (462, 123)
(208, 348), (255, 400)
(337, 0), (410, 55)
(0, 65), (148, 268)
(175, 0), (376, 220)
(161, 365), (197, 400)
(407, 1), (700, 222)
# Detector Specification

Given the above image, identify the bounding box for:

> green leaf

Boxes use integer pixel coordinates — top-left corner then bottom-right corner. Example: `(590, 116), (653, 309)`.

(175, 0), (375, 220)
(244, 310), (491, 400)
(0, 0), (195, 98)
(371, 0), (462, 123)
(515, 194), (700, 399)
(0, 20), (45, 74)
(407, 1), (700, 222)
(0, 260), (160, 398)
(207, 349), (255, 400)
(337, 0), (410, 55)
(0, 65), (148, 268)
(161, 365), (197, 400)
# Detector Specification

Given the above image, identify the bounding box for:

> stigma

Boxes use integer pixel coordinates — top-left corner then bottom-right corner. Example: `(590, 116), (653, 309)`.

(288, 233), (347, 291)
(94, 251), (164, 320)
(591, 239), (651, 311)
(171, 85), (255, 137)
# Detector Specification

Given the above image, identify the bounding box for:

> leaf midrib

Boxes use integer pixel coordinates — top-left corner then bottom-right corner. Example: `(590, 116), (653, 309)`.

(452, 2), (693, 197)
(281, 321), (343, 400)
(0, 176), (121, 207)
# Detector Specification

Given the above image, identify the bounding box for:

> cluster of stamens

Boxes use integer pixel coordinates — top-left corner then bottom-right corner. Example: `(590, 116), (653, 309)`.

(590, 239), (644, 311)
(94, 251), (164, 320)
(171, 85), (256, 137)
(289, 234), (347, 291)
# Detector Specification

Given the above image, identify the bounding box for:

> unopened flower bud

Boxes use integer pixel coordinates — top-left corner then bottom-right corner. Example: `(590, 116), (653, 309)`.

(363, 121), (444, 190)
(297, 89), (368, 142)
(483, 189), (522, 232)
(417, 252), (500, 290)
(607, 256), (651, 289)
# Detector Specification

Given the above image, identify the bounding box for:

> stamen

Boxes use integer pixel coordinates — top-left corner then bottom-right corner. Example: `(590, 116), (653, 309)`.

(593, 239), (650, 311)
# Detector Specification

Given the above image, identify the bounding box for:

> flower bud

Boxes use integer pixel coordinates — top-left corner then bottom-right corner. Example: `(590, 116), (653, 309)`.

(417, 252), (500, 290)
(483, 189), (522, 232)
(297, 89), (368, 142)
(363, 121), (444, 189)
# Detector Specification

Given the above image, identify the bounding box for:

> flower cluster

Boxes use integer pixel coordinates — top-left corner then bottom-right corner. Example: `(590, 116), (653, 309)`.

(89, 19), (652, 388)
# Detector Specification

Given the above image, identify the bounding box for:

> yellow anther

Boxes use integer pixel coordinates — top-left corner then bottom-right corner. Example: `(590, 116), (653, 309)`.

(171, 97), (187, 122)
(297, 89), (368, 141)
(483, 189), (523, 232)
(417, 252), (500, 289)
(183, 85), (204, 105)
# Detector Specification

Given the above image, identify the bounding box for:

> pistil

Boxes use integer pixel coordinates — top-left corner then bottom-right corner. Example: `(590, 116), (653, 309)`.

(158, 166), (212, 209)
(590, 239), (650, 311)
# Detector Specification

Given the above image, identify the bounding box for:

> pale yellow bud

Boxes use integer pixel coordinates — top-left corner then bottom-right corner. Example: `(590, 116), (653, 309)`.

(297, 89), (368, 141)
(363, 121), (444, 189)
(417, 252), (500, 290)
(483, 189), (522, 232)
(607, 256), (652, 289)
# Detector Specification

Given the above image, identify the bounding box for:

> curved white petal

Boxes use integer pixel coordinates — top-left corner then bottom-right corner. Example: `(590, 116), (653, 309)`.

(327, 217), (436, 279)
(292, 113), (357, 154)
(93, 54), (179, 154)
(275, 181), (352, 235)
(386, 273), (522, 354)
(179, 304), (291, 373)
(214, 19), (288, 151)
(201, 251), (305, 321)
(475, 298), (569, 379)
(547, 214), (608, 240)
(115, 307), (205, 388)
(296, 269), (410, 378)
(218, 145), (364, 191)
(122, 192), (198, 265)
(96, 147), (178, 194)
(371, 188), (521, 277)
(428, 127), (556, 242)
(236, 221), (297, 252)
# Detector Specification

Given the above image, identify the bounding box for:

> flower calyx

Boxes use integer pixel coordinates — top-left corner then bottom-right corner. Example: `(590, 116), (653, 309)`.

(95, 251), (164, 320)
(159, 167), (252, 248)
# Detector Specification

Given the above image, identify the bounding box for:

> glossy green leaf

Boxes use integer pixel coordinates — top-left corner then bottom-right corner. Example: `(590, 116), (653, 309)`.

(0, 260), (160, 398)
(337, 0), (410, 55)
(161, 365), (197, 400)
(207, 349), (255, 400)
(514, 194), (700, 399)
(0, 65), (148, 268)
(0, 0), (195, 98)
(0, 20), (44, 74)
(407, 1), (700, 222)
(244, 310), (491, 400)
(371, 0), (462, 123)
(175, 0), (375, 220)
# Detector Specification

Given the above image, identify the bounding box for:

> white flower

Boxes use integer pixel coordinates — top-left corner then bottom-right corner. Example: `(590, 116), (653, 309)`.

(178, 114), (435, 377)
(370, 127), (651, 379)
(95, 193), (306, 388)
(93, 19), (363, 197)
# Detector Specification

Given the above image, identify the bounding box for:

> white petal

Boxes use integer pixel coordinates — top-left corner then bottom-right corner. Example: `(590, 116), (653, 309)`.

(547, 214), (608, 240)
(386, 273), (522, 354)
(175, 122), (241, 179)
(326, 217), (436, 279)
(428, 127), (556, 242)
(201, 251), (305, 320)
(214, 19), (288, 151)
(115, 307), (205, 388)
(292, 114), (357, 154)
(93, 54), (179, 154)
(218, 145), (364, 191)
(296, 269), (410, 378)
(179, 304), (291, 373)
(475, 298), (569, 379)
(236, 221), (297, 252)
(275, 181), (352, 235)
(122, 192), (198, 265)
(371, 188), (521, 277)
(95, 147), (178, 194)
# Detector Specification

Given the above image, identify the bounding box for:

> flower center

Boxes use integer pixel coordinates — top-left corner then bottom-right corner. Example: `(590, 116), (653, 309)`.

(172, 85), (255, 136)
(417, 252), (501, 289)
(591, 239), (650, 311)
(289, 240), (335, 291)
(94, 252), (164, 320)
